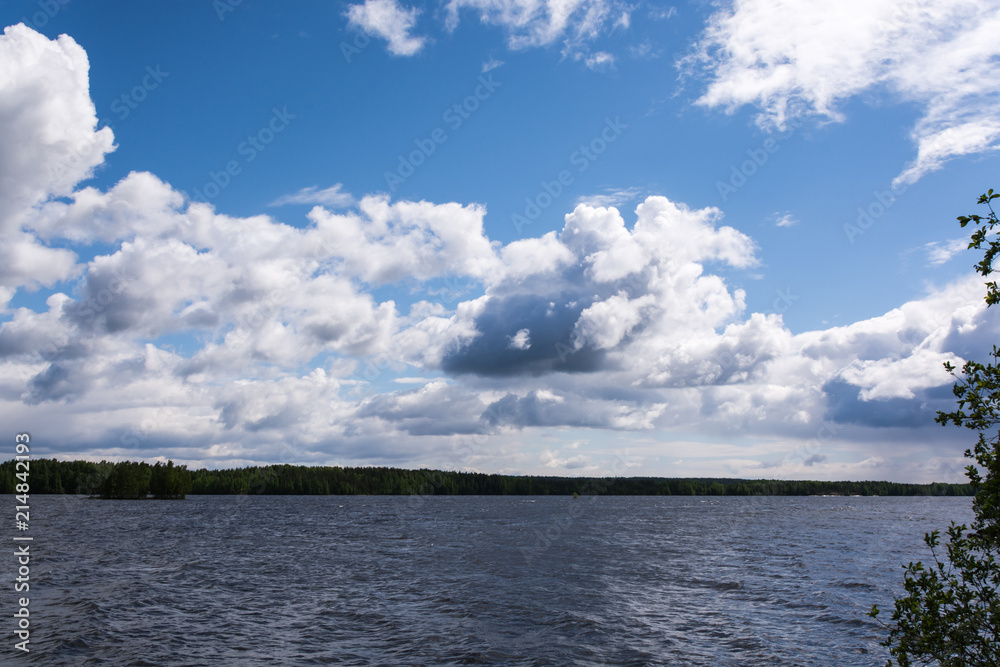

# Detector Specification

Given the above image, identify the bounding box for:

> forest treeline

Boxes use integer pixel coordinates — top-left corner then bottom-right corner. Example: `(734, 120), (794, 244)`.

(0, 458), (976, 499)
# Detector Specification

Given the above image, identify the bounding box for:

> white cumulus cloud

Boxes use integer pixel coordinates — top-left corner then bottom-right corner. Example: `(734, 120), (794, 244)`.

(346, 0), (427, 56)
(3, 25), (999, 478)
(685, 0), (1000, 185)
(0, 24), (115, 232)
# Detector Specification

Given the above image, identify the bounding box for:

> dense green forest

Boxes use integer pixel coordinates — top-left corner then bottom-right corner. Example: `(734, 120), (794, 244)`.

(0, 458), (975, 499)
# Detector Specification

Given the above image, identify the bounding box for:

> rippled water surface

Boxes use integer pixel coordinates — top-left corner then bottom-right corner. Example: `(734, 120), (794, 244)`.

(3, 494), (974, 665)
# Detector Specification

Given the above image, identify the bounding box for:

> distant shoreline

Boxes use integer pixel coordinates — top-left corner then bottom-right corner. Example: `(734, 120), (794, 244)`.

(0, 458), (976, 498)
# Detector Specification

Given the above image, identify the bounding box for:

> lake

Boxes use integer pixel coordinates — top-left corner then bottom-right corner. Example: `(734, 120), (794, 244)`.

(3, 494), (974, 665)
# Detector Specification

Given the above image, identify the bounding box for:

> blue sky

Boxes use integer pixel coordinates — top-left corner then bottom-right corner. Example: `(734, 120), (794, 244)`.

(2, 0), (1000, 481)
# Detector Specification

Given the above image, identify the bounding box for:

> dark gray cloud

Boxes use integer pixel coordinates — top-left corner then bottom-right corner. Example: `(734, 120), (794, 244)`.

(823, 379), (953, 428)
(940, 305), (1000, 362)
(0, 326), (41, 357)
(25, 363), (88, 404)
(803, 453), (827, 466)
(214, 396), (309, 434)
(441, 292), (608, 376)
(64, 265), (149, 334)
(357, 383), (487, 435)
(480, 390), (644, 430)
